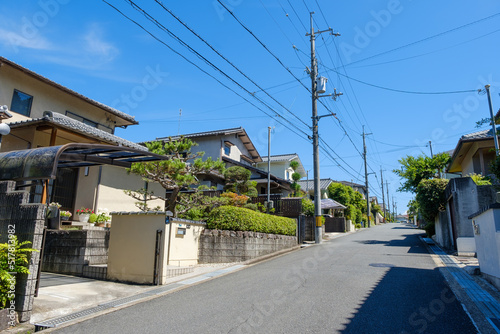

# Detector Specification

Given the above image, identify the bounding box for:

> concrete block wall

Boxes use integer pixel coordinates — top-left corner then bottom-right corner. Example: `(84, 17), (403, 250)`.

(0, 181), (45, 323)
(199, 229), (297, 263)
(42, 230), (109, 276)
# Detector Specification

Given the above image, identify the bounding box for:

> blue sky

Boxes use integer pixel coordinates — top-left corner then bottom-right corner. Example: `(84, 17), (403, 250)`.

(2, 0), (500, 214)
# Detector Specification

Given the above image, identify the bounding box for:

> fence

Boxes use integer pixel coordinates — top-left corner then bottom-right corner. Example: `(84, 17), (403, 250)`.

(249, 195), (302, 218)
(324, 217), (346, 232)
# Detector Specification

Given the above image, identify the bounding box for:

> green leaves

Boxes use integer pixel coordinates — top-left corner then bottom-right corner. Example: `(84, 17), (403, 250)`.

(126, 138), (226, 214)
(393, 153), (451, 193)
(223, 166), (257, 197)
(327, 183), (366, 222)
(416, 179), (449, 224)
(0, 236), (38, 309)
(207, 206), (296, 236)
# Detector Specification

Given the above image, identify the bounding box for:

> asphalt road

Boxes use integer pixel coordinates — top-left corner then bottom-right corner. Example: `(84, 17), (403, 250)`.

(53, 223), (477, 334)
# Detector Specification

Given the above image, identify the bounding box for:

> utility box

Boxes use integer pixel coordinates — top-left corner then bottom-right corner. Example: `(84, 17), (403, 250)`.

(317, 77), (328, 94)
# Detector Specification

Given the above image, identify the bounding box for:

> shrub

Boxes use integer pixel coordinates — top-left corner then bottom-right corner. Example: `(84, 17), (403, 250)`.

(220, 192), (249, 207)
(467, 173), (491, 186)
(355, 223), (361, 229)
(243, 203), (259, 211)
(424, 222), (435, 238)
(207, 206), (296, 236)
(88, 213), (98, 224)
(416, 178), (449, 227)
(0, 236), (38, 309)
(301, 198), (314, 216)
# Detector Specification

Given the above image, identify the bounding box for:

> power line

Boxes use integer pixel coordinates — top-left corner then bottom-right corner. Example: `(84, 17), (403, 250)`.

(341, 12), (500, 68)
(121, 0), (311, 138)
(151, 0), (310, 129)
(103, 0), (310, 141)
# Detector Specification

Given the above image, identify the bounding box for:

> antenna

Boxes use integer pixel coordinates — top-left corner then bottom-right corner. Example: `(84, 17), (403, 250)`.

(177, 108), (182, 135)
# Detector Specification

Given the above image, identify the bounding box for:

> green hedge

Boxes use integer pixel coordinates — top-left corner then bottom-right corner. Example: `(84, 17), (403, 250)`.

(207, 206), (296, 236)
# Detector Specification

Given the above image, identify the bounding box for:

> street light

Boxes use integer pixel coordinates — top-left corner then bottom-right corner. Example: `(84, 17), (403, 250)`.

(0, 105), (12, 145)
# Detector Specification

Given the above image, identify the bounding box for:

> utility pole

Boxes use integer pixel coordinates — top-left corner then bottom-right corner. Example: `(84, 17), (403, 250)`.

(386, 181), (390, 222)
(428, 141), (434, 158)
(485, 85), (499, 156)
(380, 167), (386, 223)
(306, 12), (339, 243)
(267, 126), (271, 213)
(362, 126), (373, 227)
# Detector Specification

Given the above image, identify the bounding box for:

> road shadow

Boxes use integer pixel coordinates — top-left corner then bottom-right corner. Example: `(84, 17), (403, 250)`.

(355, 234), (428, 254)
(340, 266), (477, 334)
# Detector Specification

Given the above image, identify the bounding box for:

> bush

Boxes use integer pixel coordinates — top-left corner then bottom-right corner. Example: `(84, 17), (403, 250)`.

(243, 203), (259, 211)
(424, 222), (435, 238)
(467, 173), (491, 186)
(301, 198), (314, 216)
(207, 206), (296, 236)
(88, 213), (98, 224)
(0, 236), (37, 309)
(355, 223), (361, 229)
(416, 178), (449, 226)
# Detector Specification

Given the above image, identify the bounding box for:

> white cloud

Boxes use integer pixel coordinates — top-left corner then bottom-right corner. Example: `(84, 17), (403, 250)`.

(0, 28), (52, 52)
(82, 23), (120, 62)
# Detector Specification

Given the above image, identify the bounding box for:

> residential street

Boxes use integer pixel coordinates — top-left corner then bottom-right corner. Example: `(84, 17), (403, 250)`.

(52, 223), (477, 334)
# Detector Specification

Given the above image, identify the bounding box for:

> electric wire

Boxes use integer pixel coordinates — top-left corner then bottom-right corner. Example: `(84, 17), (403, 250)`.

(120, 0), (311, 138)
(151, 0), (311, 129)
(102, 0), (310, 141)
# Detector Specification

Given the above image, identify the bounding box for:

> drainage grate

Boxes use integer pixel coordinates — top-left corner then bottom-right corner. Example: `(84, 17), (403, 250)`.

(34, 305), (110, 330)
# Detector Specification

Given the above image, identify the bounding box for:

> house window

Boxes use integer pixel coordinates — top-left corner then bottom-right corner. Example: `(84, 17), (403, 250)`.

(11, 89), (33, 116)
(224, 144), (231, 156)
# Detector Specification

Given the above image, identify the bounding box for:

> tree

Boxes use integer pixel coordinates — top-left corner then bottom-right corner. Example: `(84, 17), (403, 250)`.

(393, 153), (450, 193)
(224, 166), (257, 197)
(327, 182), (366, 223)
(407, 198), (419, 221)
(370, 202), (381, 217)
(416, 179), (449, 236)
(126, 138), (225, 215)
(289, 160), (302, 197)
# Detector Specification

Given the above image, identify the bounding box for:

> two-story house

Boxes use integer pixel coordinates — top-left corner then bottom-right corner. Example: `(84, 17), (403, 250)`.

(153, 127), (292, 195)
(0, 56), (165, 214)
(256, 153), (305, 193)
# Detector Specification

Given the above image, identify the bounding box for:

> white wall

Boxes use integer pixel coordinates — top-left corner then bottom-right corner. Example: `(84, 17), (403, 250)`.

(0, 64), (119, 128)
(473, 208), (500, 289)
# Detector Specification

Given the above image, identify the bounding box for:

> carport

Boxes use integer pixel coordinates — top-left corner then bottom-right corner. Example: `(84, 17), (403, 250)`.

(0, 143), (168, 323)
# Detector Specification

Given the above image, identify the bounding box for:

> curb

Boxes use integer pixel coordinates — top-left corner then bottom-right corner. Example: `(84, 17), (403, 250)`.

(421, 237), (500, 334)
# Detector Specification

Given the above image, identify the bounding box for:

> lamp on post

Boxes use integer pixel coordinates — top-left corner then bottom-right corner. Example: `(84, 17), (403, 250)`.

(0, 105), (12, 146)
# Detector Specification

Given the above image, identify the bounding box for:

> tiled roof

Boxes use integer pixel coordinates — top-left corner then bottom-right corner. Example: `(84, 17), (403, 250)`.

(321, 198), (346, 210)
(461, 126), (500, 141)
(260, 153), (306, 176)
(8, 111), (145, 151)
(155, 127), (262, 162)
(297, 178), (334, 190)
(156, 127), (245, 141)
(261, 154), (298, 162)
(0, 57), (137, 125)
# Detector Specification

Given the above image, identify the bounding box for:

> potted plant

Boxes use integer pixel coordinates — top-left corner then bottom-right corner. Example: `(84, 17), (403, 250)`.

(95, 209), (111, 227)
(60, 210), (72, 221)
(76, 207), (93, 223)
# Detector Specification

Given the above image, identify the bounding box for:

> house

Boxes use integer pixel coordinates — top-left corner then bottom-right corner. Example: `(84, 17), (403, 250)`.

(0, 56), (165, 214)
(297, 178), (335, 200)
(447, 126), (499, 177)
(336, 180), (367, 198)
(432, 127), (499, 255)
(256, 153), (306, 183)
(154, 127), (292, 195)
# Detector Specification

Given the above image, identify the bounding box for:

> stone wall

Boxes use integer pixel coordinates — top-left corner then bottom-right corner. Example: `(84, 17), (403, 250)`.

(198, 229), (297, 263)
(42, 230), (109, 276)
(0, 181), (45, 323)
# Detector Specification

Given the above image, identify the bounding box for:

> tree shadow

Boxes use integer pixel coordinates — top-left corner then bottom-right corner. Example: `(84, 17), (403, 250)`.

(355, 234), (428, 254)
(340, 266), (477, 334)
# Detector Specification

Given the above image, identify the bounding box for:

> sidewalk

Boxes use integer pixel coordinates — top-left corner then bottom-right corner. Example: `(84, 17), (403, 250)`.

(422, 237), (500, 333)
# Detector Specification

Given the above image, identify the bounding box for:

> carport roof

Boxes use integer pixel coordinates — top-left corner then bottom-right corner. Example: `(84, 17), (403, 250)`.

(0, 143), (168, 181)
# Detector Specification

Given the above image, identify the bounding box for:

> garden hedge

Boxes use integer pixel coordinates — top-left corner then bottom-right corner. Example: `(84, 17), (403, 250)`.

(207, 206), (296, 236)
